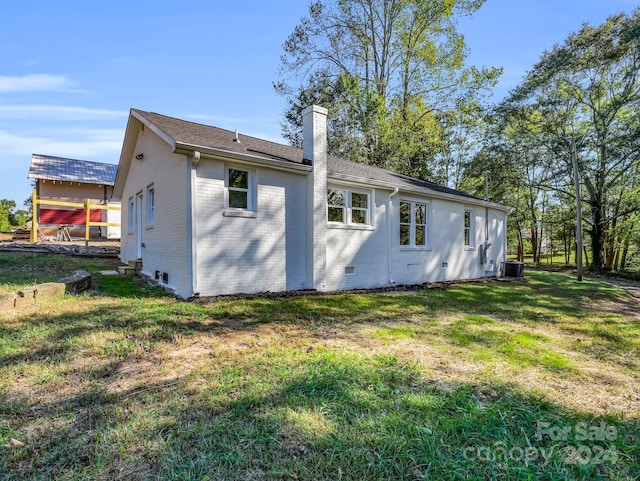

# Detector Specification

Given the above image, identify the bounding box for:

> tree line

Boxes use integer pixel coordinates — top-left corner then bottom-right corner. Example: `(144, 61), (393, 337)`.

(0, 199), (29, 233)
(275, 0), (640, 271)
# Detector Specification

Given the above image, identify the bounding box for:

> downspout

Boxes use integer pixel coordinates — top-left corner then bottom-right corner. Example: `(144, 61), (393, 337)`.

(484, 172), (491, 276)
(387, 187), (399, 285)
(188, 151), (200, 297)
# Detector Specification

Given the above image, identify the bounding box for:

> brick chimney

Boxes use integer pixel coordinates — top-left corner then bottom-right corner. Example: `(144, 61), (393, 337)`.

(302, 105), (328, 290)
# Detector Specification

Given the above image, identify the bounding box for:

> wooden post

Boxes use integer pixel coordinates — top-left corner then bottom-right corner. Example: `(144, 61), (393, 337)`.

(85, 198), (91, 246)
(30, 189), (38, 244)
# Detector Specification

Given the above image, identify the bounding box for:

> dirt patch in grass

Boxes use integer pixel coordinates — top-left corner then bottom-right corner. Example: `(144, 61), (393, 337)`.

(1, 264), (639, 480)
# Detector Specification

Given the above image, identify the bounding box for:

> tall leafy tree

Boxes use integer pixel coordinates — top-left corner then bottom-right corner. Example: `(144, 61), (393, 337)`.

(501, 10), (640, 269)
(0, 199), (17, 232)
(275, 0), (500, 181)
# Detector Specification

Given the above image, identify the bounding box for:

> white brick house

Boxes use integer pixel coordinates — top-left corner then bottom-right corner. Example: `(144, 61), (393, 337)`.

(113, 106), (511, 299)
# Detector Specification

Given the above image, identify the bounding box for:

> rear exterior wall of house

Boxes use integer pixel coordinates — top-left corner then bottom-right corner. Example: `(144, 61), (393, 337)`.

(119, 127), (190, 297)
(193, 159), (308, 296)
(324, 188), (506, 291)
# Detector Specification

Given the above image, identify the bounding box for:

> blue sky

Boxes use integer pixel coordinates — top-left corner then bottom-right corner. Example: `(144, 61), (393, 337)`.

(0, 0), (636, 206)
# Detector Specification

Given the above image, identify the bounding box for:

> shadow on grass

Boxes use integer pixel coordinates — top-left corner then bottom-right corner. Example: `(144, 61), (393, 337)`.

(1, 352), (638, 480)
(1, 271), (637, 374)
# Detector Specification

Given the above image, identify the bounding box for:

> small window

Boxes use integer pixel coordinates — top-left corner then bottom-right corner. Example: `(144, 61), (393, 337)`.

(225, 167), (255, 211)
(464, 209), (473, 247)
(146, 185), (155, 226)
(399, 200), (429, 247)
(127, 197), (134, 233)
(327, 188), (370, 225)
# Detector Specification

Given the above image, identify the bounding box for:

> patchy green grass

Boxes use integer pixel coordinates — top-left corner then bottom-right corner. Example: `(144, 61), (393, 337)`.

(0, 252), (639, 480)
(0, 252), (121, 293)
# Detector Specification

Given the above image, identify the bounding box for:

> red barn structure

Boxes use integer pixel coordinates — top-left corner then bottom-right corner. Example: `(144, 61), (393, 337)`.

(28, 154), (121, 240)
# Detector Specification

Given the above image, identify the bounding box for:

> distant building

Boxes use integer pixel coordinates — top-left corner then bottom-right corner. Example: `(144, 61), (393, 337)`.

(28, 154), (120, 239)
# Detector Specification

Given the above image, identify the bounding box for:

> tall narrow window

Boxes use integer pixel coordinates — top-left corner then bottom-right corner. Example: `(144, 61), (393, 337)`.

(399, 200), (428, 247)
(464, 209), (472, 246)
(415, 203), (427, 246)
(127, 197), (134, 233)
(146, 185), (154, 226)
(400, 202), (411, 245)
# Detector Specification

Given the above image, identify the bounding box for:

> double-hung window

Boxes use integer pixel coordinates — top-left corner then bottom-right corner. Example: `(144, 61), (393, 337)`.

(327, 188), (370, 225)
(225, 167), (256, 213)
(400, 200), (428, 247)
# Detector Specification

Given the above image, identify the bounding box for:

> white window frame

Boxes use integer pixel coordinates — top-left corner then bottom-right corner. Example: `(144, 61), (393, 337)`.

(464, 208), (475, 248)
(327, 186), (372, 227)
(399, 199), (431, 248)
(223, 165), (257, 216)
(127, 196), (134, 234)
(146, 184), (155, 227)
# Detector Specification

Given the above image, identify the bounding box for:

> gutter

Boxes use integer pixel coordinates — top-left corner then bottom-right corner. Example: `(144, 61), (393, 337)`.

(388, 187), (399, 285)
(174, 144), (312, 174)
(328, 172), (512, 213)
(188, 151), (201, 297)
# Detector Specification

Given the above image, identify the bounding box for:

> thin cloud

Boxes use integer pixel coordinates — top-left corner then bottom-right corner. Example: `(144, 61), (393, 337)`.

(0, 74), (77, 93)
(0, 105), (128, 120)
(0, 129), (123, 160)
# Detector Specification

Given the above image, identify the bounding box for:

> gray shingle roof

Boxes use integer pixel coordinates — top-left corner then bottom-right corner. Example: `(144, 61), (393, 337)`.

(133, 109), (481, 201)
(28, 154), (117, 185)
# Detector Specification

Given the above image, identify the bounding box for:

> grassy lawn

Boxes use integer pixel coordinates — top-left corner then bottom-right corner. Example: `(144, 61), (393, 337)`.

(0, 252), (122, 293)
(0, 253), (638, 480)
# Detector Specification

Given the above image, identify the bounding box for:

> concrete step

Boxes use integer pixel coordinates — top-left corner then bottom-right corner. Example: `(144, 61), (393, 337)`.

(128, 259), (143, 269)
(118, 265), (136, 276)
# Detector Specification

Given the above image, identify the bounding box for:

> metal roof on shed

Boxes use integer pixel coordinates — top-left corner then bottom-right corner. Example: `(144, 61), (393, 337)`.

(28, 154), (117, 185)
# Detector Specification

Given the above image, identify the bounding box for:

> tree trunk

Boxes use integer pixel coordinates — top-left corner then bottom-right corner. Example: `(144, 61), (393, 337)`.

(583, 246), (590, 268)
(589, 202), (605, 270)
(530, 225), (538, 264)
(620, 238), (630, 271)
(516, 223), (524, 262)
(604, 215), (618, 270)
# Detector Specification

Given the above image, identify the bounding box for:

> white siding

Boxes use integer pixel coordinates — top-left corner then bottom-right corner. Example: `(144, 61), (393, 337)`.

(193, 159), (307, 296)
(325, 189), (389, 290)
(390, 197), (507, 285)
(117, 125), (507, 298)
(119, 129), (190, 298)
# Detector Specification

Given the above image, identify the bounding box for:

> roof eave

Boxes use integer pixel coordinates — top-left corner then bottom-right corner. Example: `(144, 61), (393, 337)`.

(113, 113), (140, 199)
(328, 171), (512, 212)
(174, 143), (312, 174)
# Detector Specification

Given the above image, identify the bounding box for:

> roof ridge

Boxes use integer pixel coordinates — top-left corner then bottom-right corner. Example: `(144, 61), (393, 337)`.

(133, 108), (302, 153)
(129, 109), (488, 204)
(31, 153), (116, 167)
